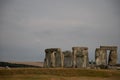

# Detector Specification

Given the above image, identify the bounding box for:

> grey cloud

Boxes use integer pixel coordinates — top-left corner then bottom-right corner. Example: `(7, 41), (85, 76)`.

(0, 0), (120, 62)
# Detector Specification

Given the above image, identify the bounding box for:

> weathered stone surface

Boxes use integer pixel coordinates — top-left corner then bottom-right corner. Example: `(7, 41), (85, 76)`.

(44, 45), (118, 68)
(100, 46), (117, 50)
(108, 50), (117, 65)
(95, 48), (107, 66)
(95, 46), (117, 66)
(63, 51), (72, 68)
(44, 49), (55, 68)
(82, 48), (89, 68)
(44, 48), (64, 68)
(72, 47), (89, 68)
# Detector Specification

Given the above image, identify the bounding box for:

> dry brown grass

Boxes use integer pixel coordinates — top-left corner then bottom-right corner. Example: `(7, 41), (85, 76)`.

(0, 68), (120, 80)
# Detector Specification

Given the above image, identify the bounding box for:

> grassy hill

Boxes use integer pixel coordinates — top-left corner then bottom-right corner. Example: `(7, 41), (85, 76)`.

(0, 62), (41, 68)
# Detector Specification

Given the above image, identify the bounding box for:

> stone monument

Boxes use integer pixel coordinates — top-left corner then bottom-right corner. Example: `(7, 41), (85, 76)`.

(72, 47), (89, 68)
(63, 51), (72, 68)
(44, 48), (64, 68)
(95, 46), (117, 66)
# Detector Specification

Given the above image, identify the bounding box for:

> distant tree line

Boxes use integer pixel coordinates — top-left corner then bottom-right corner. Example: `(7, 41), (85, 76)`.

(0, 62), (41, 68)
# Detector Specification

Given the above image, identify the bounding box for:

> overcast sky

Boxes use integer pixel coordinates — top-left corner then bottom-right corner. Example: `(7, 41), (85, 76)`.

(0, 0), (120, 63)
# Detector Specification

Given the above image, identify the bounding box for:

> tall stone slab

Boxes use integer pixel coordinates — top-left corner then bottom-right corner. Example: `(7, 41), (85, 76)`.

(72, 47), (89, 68)
(63, 51), (72, 68)
(44, 49), (55, 68)
(44, 48), (64, 68)
(95, 48), (107, 66)
(54, 48), (64, 67)
(82, 48), (89, 68)
(108, 50), (117, 65)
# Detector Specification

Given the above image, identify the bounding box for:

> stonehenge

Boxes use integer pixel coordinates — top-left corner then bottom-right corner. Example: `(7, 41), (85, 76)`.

(63, 51), (72, 68)
(95, 48), (107, 66)
(44, 46), (118, 68)
(44, 47), (89, 68)
(44, 48), (64, 68)
(72, 47), (89, 68)
(95, 46), (117, 66)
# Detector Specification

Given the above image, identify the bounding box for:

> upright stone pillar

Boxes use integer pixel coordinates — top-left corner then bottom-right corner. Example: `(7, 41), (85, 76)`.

(54, 48), (64, 68)
(95, 48), (107, 66)
(44, 49), (56, 68)
(82, 48), (89, 68)
(72, 47), (77, 68)
(95, 48), (101, 66)
(63, 51), (72, 68)
(72, 47), (89, 68)
(108, 49), (117, 65)
(44, 48), (63, 68)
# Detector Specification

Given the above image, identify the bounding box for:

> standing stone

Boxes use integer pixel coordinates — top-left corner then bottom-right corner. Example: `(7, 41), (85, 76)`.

(72, 47), (89, 68)
(82, 48), (89, 68)
(54, 48), (64, 67)
(63, 51), (72, 68)
(44, 49), (55, 68)
(44, 48), (64, 68)
(95, 48), (107, 66)
(108, 50), (117, 65)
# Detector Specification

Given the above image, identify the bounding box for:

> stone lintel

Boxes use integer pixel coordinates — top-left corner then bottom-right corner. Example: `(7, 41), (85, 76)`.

(72, 47), (88, 50)
(95, 48), (106, 51)
(63, 51), (72, 57)
(63, 51), (71, 54)
(100, 46), (117, 50)
(45, 48), (61, 53)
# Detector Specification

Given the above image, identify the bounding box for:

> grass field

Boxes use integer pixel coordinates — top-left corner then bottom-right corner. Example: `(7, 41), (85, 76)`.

(0, 68), (120, 80)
